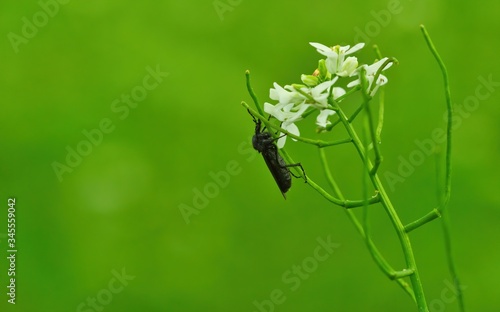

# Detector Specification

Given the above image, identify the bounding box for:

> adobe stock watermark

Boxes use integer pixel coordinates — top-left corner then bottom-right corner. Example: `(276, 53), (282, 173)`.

(213, 0), (243, 21)
(7, 0), (71, 53)
(51, 65), (169, 182)
(252, 235), (340, 312)
(383, 74), (500, 192)
(353, 0), (413, 45)
(429, 279), (467, 312)
(179, 136), (257, 224)
(75, 267), (135, 312)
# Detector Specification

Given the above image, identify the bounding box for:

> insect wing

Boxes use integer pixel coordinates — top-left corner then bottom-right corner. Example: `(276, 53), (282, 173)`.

(261, 148), (292, 198)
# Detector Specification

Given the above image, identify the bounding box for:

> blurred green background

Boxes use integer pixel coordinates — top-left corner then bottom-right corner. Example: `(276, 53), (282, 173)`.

(1, 0), (499, 311)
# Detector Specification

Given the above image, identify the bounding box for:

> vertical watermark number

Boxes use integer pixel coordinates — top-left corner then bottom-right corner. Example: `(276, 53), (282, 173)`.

(6, 198), (17, 304)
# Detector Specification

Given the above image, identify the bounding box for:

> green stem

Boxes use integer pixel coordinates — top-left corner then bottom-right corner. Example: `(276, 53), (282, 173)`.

(326, 104), (360, 131)
(373, 44), (382, 59)
(404, 209), (441, 233)
(243, 103), (353, 148)
(442, 210), (465, 312)
(326, 86), (363, 131)
(373, 45), (386, 144)
(403, 26), (455, 231)
(376, 88), (385, 143)
(420, 25), (453, 212)
(319, 148), (416, 300)
(420, 25), (464, 312)
(245, 70), (264, 116)
(369, 57), (398, 96)
(358, 68), (382, 175)
(280, 148), (380, 208)
(333, 101), (429, 311)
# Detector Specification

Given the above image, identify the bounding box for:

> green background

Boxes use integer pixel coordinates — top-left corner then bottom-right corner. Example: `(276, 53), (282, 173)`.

(1, 0), (499, 311)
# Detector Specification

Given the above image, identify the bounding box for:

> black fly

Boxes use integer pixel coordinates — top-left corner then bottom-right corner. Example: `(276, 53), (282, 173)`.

(249, 111), (306, 199)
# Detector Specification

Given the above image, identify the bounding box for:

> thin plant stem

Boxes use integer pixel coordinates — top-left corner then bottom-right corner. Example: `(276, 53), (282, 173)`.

(243, 103), (353, 148)
(404, 209), (441, 233)
(376, 89), (385, 143)
(420, 25), (453, 212)
(403, 25), (455, 231)
(441, 209), (465, 312)
(332, 99), (429, 311)
(435, 151), (465, 312)
(245, 70), (264, 116)
(280, 148), (380, 208)
(372, 45), (385, 142)
(358, 67), (382, 175)
(326, 102), (363, 131)
(373, 44), (382, 59)
(319, 142), (416, 300)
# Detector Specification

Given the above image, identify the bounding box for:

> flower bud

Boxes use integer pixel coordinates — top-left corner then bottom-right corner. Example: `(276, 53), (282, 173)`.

(318, 59), (330, 80)
(301, 74), (319, 87)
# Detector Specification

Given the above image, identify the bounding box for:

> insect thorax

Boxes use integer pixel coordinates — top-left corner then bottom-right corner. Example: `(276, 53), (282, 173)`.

(252, 132), (275, 153)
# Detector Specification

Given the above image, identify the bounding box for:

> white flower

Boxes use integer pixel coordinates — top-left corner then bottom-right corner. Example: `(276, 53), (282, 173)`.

(264, 74), (349, 147)
(347, 57), (393, 96)
(310, 42), (364, 77)
(264, 101), (310, 148)
(296, 78), (345, 109)
(308, 79), (337, 108)
(339, 57), (360, 77)
(316, 109), (336, 128)
(269, 82), (303, 105)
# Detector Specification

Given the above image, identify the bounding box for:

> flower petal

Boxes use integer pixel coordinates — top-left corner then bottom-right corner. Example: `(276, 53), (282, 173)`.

(347, 80), (360, 88)
(311, 79), (337, 96)
(269, 82), (303, 104)
(367, 58), (390, 75)
(269, 82), (283, 101)
(325, 55), (339, 74)
(347, 43), (365, 54)
(338, 56), (359, 77)
(310, 42), (335, 57)
(264, 102), (275, 114)
(332, 87), (346, 99)
(316, 109), (336, 128)
(277, 133), (287, 149)
(309, 42), (330, 51)
(286, 103), (310, 123)
(264, 102), (286, 121)
(284, 122), (300, 141)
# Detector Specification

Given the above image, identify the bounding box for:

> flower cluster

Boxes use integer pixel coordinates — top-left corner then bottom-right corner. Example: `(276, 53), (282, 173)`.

(264, 42), (392, 148)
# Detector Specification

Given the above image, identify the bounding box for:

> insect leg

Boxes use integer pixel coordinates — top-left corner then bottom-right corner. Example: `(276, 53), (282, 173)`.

(285, 162), (307, 182)
(247, 109), (258, 124)
(262, 115), (272, 131)
(273, 146), (307, 182)
(247, 109), (273, 132)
